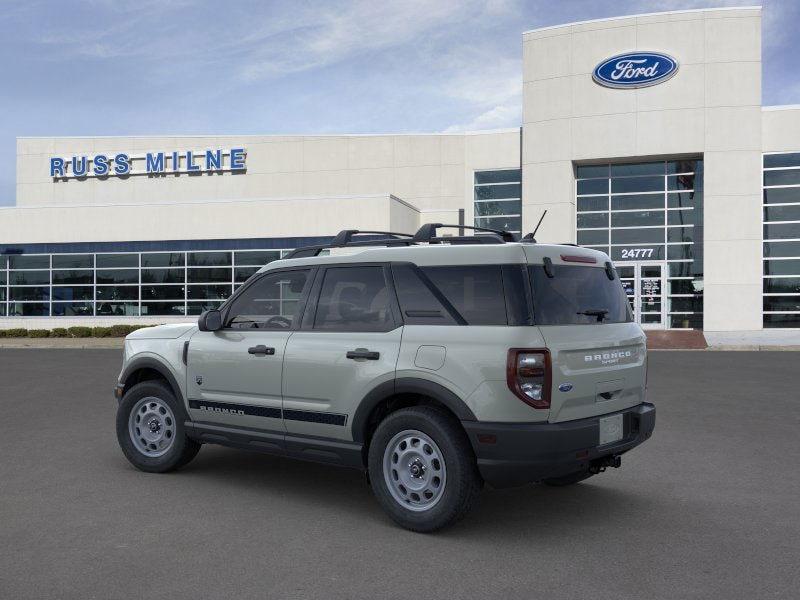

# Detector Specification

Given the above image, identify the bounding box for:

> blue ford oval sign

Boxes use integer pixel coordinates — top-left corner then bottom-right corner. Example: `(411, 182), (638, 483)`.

(593, 51), (678, 89)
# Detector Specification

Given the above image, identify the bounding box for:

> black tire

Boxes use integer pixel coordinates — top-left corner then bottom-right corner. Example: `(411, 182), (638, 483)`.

(542, 470), (594, 487)
(116, 380), (201, 473)
(368, 406), (482, 532)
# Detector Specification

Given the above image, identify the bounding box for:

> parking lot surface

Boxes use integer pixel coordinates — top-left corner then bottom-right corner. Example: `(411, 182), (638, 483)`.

(1, 349), (799, 599)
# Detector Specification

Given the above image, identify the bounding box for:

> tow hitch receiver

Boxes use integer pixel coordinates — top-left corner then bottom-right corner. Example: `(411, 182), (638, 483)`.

(589, 455), (621, 474)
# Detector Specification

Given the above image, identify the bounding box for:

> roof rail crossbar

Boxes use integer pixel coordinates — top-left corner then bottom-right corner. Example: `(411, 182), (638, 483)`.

(428, 235), (505, 245)
(283, 229), (415, 259)
(330, 229), (414, 246)
(413, 223), (519, 243)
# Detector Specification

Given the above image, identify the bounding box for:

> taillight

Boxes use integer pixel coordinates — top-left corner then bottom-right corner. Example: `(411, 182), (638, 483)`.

(506, 348), (551, 409)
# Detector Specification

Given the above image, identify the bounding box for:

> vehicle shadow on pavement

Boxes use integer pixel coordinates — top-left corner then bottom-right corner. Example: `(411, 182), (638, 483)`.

(122, 443), (659, 536)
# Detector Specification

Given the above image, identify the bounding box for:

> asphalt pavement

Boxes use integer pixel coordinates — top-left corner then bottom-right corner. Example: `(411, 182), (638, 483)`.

(1, 349), (798, 599)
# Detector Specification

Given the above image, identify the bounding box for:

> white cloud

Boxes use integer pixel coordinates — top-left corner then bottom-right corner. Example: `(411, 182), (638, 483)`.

(443, 102), (521, 132)
(236, 0), (473, 81)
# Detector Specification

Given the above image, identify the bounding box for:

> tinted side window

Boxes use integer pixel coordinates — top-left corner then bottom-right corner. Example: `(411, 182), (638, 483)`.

(314, 266), (394, 332)
(226, 269), (310, 329)
(391, 264), (457, 325)
(420, 266), (507, 325)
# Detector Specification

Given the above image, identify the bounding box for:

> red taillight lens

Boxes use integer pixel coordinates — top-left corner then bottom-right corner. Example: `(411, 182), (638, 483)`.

(506, 348), (551, 409)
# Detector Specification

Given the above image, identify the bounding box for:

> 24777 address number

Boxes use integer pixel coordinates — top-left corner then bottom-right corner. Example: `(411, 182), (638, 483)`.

(619, 248), (655, 259)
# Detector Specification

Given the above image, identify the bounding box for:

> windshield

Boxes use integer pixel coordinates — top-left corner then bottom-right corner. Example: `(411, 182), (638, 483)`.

(529, 265), (632, 325)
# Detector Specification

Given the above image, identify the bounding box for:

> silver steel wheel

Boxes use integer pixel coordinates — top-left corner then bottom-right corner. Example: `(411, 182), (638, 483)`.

(382, 429), (447, 512)
(128, 396), (176, 458)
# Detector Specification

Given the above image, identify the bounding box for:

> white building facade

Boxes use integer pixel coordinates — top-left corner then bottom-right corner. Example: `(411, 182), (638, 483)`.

(2, 6), (799, 340)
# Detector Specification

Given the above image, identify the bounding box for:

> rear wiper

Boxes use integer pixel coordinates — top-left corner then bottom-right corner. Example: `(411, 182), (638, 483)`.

(577, 309), (609, 322)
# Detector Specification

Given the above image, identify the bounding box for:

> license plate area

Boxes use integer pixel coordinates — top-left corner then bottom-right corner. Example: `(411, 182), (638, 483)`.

(598, 413), (624, 446)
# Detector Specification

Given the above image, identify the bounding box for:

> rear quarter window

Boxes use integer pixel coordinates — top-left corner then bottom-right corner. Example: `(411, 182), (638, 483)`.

(420, 265), (507, 325)
(530, 265), (632, 325)
(392, 264), (530, 326)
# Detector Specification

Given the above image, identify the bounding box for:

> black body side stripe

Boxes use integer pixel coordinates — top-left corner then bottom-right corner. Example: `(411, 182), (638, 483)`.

(283, 409), (347, 426)
(188, 400), (346, 426)
(188, 400), (281, 419)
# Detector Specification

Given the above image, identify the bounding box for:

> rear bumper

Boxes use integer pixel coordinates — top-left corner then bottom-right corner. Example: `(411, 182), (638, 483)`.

(462, 402), (655, 488)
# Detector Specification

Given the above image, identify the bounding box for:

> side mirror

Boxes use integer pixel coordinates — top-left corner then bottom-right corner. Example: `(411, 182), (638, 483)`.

(198, 309), (223, 332)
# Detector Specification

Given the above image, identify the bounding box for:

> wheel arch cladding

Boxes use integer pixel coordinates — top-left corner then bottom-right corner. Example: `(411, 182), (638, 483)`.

(121, 358), (183, 404)
(352, 378), (477, 445)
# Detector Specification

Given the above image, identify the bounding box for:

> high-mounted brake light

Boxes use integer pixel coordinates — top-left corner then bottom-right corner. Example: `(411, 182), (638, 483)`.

(506, 349), (551, 409)
(560, 254), (597, 264)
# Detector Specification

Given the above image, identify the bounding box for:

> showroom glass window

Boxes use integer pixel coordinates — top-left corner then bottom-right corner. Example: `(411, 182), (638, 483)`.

(474, 169), (521, 234)
(575, 159), (704, 329)
(0, 248), (288, 318)
(763, 153), (800, 328)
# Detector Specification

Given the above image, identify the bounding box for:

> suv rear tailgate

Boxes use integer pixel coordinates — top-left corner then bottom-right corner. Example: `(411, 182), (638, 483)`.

(538, 323), (646, 423)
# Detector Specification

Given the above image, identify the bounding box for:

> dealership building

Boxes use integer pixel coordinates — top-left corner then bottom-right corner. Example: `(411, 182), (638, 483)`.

(1, 6), (799, 342)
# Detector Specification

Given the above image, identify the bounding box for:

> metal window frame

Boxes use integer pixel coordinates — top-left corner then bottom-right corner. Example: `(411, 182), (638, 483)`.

(574, 160), (704, 329)
(762, 152), (800, 328)
(0, 247), (294, 319)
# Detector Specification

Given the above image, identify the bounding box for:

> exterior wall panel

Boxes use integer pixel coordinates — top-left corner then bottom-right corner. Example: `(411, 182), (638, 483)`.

(522, 7), (765, 332)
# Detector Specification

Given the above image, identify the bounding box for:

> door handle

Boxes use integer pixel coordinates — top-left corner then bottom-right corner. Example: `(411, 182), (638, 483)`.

(346, 349), (380, 360)
(248, 345), (275, 356)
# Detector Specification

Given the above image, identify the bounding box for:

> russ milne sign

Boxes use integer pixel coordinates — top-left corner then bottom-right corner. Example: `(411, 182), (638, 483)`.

(592, 51), (678, 89)
(49, 148), (246, 179)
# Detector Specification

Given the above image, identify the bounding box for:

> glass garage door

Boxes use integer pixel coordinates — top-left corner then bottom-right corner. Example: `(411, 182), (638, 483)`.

(576, 159), (704, 329)
(763, 153), (800, 328)
(474, 169), (522, 235)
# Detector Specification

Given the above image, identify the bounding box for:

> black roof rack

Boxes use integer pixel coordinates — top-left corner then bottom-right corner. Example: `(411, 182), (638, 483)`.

(283, 222), (528, 259)
(413, 223), (519, 243)
(283, 230), (414, 259)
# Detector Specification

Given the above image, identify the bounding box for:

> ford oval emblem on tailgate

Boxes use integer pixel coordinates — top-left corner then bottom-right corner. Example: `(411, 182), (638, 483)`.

(558, 383), (573, 392)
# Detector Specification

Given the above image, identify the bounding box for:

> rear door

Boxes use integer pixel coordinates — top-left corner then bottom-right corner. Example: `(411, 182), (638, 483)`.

(527, 258), (647, 423)
(186, 267), (313, 432)
(282, 264), (403, 441)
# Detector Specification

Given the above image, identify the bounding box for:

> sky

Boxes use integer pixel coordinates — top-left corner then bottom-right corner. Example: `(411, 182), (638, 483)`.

(1, 0), (798, 206)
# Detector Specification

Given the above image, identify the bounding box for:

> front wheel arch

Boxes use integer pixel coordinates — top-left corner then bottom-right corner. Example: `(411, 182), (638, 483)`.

(120, 357), (184, 407)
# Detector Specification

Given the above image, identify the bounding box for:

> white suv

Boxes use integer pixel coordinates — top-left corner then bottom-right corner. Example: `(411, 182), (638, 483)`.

(114, 225), (655, 532)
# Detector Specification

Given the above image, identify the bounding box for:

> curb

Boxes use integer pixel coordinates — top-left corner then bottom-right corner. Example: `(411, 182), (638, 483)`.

(707, 344), (800, 351)
(650, 345), (800, 351)
(0, 338), (125, 349)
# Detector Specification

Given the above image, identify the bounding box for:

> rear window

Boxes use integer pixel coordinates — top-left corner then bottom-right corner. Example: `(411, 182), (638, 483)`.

(529, 265), (632, 325)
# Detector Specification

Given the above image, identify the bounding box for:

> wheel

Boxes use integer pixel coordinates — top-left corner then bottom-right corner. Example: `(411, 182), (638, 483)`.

(368, 406), (482, 532)
(116, 380), (201, 473)
(542, 470), (594, 487)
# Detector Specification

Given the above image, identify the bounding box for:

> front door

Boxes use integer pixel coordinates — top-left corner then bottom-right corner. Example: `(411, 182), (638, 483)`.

(615, 262), (666, 329)
(186, 267), (314, 432)
(282, 264), (402, 441)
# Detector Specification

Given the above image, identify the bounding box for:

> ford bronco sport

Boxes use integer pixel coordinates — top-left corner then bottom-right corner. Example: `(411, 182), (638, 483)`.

(114, 224), (655, 532)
